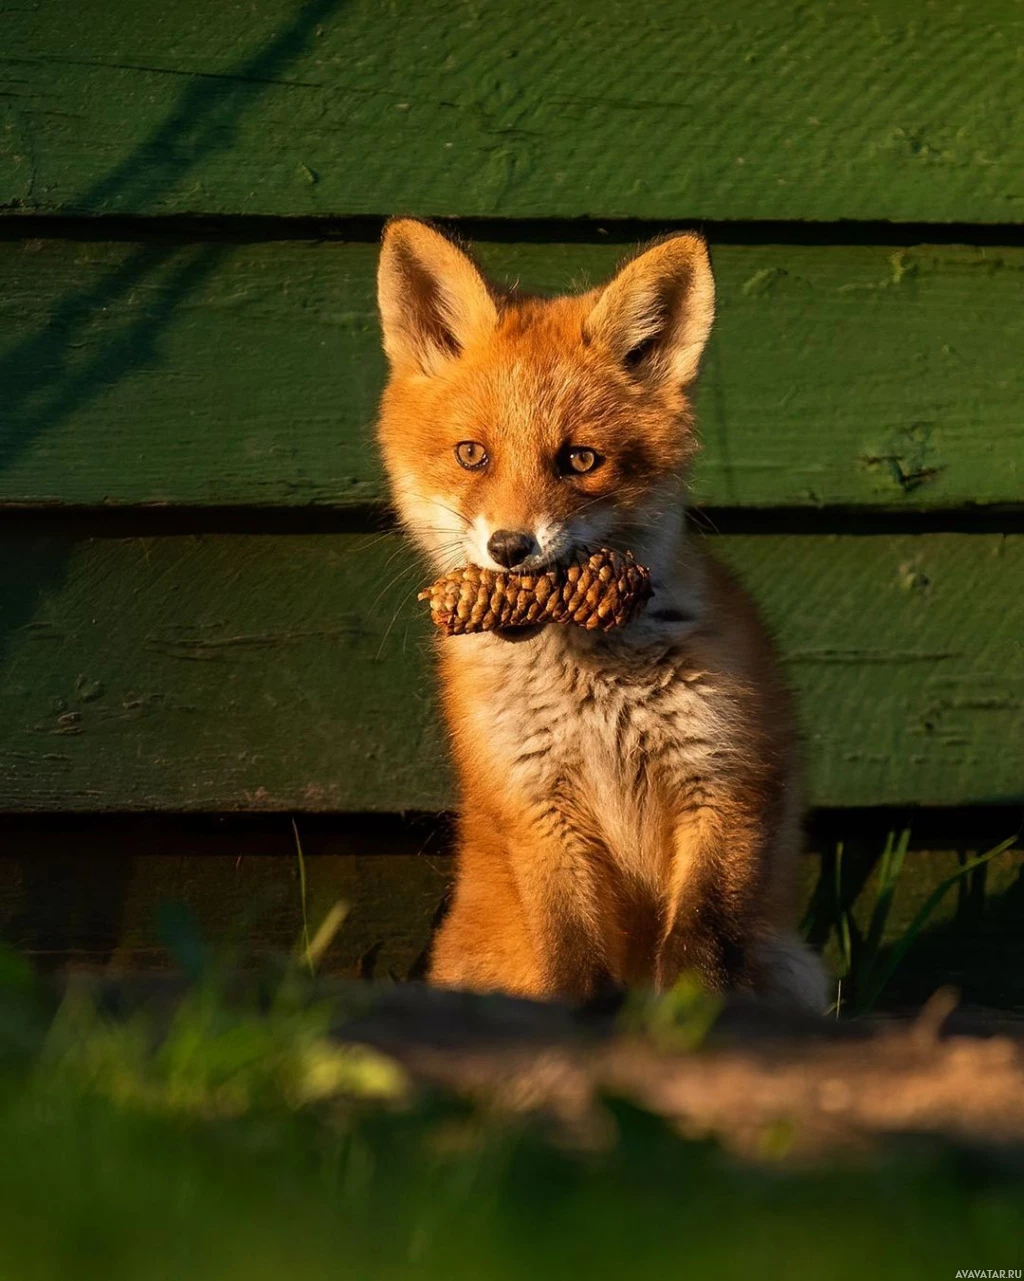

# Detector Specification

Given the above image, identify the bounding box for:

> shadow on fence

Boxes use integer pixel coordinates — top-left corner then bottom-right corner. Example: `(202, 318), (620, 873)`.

(0, 0), (347, 657)
(0, 0), (349, 955)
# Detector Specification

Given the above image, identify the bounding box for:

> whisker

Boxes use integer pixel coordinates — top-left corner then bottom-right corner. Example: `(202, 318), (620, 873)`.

(376, 580), (426, 658)
(369, 559), (424, 614)
(375, 548), (466, 657)
(687, 506), (721, 535)
(376, 539), (416, 577)
(390, 485), (472, 530)
(351, 528), (399, 556)
(370, 530), (474, 621)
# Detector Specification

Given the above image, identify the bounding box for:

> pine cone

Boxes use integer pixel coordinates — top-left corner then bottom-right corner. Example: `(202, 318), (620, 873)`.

(418, 548), (652, 636)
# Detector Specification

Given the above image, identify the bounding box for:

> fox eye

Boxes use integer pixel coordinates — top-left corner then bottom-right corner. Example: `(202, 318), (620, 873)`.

(558, 445), (602, 476)
(455, 441), (488, 471)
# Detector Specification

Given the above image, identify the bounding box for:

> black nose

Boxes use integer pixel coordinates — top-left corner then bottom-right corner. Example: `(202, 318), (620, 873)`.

(488, 529), (537, 569)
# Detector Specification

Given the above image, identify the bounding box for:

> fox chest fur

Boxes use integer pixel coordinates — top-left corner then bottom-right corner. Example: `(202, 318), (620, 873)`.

(443, 621), (735, 889)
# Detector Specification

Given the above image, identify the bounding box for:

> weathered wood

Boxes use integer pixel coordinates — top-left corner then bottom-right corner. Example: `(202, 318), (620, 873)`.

(0, 533), (1021, 810)
(2, 237), (1022, 509)
(0, 816), (448, 978)
(0, 854), (449, 981)
(0, 815), (453, 978)
(2, 0), (1022, 221)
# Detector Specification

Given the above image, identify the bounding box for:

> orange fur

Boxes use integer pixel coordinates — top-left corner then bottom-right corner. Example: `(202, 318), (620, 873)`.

(376, 219), (825, 1011)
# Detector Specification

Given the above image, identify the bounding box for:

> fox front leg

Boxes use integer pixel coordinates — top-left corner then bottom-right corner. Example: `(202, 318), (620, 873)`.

(655, 809), (768, 995)
(508, 821), (615, 1001)
(429, 814), (610, 1000)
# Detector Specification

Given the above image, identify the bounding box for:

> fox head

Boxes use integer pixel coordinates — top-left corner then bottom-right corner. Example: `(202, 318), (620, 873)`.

(376, 219), (714, 576)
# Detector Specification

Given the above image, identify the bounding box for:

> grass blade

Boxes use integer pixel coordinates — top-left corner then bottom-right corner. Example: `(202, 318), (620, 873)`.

(864, 830), (909, 961)
(833, 843), (852, 979)
(857, 829), (910, 1004)
(291, 817), (313, 975)
(857, 835), (1018, 1014)
(304, 901), (349, 973)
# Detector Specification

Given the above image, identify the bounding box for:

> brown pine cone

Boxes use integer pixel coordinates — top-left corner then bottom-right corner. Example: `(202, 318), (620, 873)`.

(418, 548), (652, 636)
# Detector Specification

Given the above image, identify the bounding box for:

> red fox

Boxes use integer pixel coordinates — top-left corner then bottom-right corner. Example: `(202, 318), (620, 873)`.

(376, 219), (826, 1012)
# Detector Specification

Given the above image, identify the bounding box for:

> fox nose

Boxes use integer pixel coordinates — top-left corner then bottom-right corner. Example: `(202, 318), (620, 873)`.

(487, 529), (538, 569)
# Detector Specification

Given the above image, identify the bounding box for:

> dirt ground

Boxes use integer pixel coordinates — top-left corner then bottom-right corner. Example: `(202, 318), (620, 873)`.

(337, 985), (1024, 1160)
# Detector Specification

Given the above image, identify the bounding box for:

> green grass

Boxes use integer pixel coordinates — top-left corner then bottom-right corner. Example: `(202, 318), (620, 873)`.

(0, 953), (1020, 1281)
(1, 1084), (1020, 1281)
(801, 832), (1019, 1015)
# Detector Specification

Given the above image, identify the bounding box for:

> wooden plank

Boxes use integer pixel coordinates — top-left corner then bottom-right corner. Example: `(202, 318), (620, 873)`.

(0, 817), (1019, 1006)
(0, 838), (450, 981)
(0, 815), (453, 979)
(0, 533), (1021, 810)
(2, 0), (1022, 222)
(3, 237), (1023, 510)
(1, 853), (448, 980)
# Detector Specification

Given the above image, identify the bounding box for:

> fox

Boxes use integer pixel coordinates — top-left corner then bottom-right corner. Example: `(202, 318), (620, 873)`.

(376, 218), (827, 1012)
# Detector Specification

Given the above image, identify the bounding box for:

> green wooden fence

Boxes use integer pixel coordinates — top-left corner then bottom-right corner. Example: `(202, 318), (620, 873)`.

(0, 0), (1021, 987)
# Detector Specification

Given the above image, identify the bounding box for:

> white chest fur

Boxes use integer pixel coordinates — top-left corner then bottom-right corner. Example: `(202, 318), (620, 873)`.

(453, 623), (730, 882)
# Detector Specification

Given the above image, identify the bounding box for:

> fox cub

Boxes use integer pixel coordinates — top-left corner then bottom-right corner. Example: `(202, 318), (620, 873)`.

(376, 219), (825, 1012)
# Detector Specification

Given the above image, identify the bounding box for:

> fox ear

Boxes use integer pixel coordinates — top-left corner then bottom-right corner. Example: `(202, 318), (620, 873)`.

(585, 235), (714, 388)
(378, 219), (498, 374)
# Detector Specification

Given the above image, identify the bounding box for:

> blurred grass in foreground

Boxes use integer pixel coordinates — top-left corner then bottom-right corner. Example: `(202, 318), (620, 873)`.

(2, 1085), (1021, 1281)
(0, 951), (1020, 1281)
